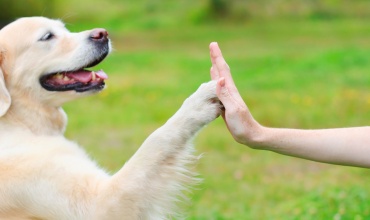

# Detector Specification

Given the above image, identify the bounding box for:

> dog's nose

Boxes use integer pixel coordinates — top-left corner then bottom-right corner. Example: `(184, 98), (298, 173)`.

(89, 28), (109, 42)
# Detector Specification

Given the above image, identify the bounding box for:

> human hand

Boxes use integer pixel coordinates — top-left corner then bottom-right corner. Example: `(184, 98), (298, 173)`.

(209, 43), (370, 167)
(209, 42), (263, 147)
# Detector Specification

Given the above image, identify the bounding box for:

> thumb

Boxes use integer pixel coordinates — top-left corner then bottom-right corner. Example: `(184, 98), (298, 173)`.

(216, 77), (235, 108)
(217, 77), (248, 110)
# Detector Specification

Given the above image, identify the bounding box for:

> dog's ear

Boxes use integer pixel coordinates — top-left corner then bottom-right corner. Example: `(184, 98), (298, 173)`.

(0, 49), (11, 117)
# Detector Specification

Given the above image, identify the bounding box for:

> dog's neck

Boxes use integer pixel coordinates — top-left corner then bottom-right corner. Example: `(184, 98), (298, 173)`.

(0, 96), (67, 136)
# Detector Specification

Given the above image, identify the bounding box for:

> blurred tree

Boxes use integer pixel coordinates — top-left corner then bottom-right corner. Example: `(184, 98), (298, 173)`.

(209, 0), (230, 17)
(0, 0), (55, 28)
(1, 0), (370, 29)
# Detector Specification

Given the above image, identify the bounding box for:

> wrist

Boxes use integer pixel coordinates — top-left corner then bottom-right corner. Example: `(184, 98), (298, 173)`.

(233, 120), (267, 149)
(244, 123), (267, 149)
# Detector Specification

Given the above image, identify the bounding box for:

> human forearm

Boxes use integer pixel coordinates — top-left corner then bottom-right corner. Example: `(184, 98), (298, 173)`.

(251, 126), (370, 168)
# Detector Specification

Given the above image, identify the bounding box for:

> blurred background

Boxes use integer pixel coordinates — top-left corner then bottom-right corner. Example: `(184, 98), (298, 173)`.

(1, 0), (370, 219)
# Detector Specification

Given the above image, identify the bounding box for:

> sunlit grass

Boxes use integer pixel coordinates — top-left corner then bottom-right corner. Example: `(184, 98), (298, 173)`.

(64, 19), (370, 219)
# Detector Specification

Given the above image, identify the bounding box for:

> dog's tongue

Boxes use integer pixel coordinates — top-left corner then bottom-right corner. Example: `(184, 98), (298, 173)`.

(95, 70), (108, 80)
(66, 70), (91, 83)
(66, 70), (108, 83)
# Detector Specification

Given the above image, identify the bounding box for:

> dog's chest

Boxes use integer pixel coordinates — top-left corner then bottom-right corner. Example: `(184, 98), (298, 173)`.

(0, 133), (109, 219)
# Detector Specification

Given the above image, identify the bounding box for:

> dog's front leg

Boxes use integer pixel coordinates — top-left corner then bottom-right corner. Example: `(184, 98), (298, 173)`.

(94, 81), (221, 220)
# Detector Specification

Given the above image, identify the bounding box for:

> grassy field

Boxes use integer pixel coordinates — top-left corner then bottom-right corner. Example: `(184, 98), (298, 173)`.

(63, 19), (370, 219)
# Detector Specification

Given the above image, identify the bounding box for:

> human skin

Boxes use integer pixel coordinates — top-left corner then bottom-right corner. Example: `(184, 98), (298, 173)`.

(209, 42), (370, 168)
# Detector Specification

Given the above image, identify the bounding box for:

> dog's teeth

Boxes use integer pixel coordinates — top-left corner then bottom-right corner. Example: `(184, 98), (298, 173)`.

(92, 71), (96, 81)
(63, 76), (70, 81)
(55, 73), (63, 79)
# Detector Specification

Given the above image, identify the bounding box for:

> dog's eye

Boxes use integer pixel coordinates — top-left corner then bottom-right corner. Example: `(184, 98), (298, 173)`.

(39, 32), (55, 41)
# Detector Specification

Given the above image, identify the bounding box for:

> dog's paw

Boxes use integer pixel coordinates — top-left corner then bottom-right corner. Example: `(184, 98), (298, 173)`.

(181, 80), (223, 126)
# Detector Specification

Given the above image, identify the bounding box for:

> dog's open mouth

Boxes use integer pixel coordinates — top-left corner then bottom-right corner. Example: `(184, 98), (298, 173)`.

(40, 69), (108, 92)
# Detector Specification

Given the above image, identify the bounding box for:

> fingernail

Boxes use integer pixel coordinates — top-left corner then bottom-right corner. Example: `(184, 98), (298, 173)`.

(210, 42), (218, 49)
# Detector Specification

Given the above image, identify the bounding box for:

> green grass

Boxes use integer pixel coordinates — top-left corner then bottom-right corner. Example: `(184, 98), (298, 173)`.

(63, 19), (370, 219)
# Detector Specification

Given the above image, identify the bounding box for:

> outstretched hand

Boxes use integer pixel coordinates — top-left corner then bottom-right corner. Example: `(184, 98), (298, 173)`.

(209, 42), (262, 146)
(208, 42), (370, 168)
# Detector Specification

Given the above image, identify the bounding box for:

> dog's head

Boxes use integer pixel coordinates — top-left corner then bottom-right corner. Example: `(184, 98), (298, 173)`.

(0, 17), (111, 117)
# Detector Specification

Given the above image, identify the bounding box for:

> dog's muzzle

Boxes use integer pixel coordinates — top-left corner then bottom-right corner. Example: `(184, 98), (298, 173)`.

(40, 29), (111, 93)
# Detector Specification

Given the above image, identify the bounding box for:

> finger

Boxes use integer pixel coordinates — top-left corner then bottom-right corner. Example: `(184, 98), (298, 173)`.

(210, 43), (239, 94)
(210, 42), (231, 79)
(217, 77), (247, 110)
(216, 77), (236, 107)
(210, 42), (225, 77)
(209, 42), (219, 66)
(209, 42), (220, 80)
(210, 66), (219, 81)
(211, 43), (245, 105)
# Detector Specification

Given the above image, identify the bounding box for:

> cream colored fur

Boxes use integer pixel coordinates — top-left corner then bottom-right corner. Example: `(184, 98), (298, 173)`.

(0, 17), (221, 219)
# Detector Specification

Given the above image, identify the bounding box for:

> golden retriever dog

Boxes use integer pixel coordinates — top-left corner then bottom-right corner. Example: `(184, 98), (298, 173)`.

(0, 17), (221, 219)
